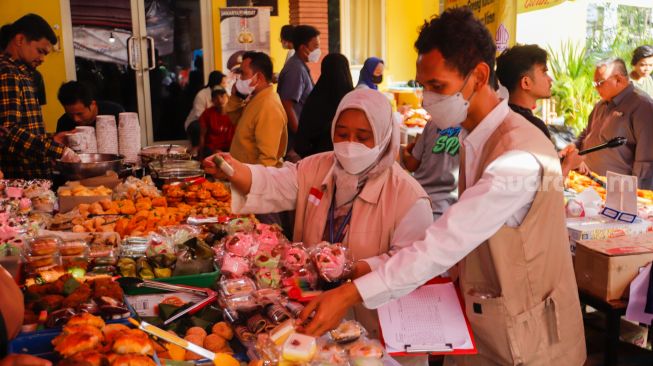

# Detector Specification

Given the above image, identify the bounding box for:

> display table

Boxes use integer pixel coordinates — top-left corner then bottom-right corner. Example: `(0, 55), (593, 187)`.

(578, 289), (628, 366)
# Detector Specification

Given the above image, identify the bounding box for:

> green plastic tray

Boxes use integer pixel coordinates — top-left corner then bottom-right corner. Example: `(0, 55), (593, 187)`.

(125, 265), (221, 295)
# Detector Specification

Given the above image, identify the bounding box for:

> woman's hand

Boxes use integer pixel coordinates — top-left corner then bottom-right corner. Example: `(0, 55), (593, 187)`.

(0, 354), (52, 366)
(202, 153), (253, 195)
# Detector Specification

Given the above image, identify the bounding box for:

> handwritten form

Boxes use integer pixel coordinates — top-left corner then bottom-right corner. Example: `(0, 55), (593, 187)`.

(377, 282), (474, 354)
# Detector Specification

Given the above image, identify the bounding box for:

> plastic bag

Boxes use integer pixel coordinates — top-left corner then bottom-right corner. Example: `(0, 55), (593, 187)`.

(311, 242), (352, 283)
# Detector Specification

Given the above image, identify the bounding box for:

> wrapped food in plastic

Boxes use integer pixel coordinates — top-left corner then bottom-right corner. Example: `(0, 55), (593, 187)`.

(347, 338), (384, 359)
(265, 303), (291, 323)
(117, 257), (137, 277)
(254, 333), (281, 364)
(253, 250), (281, 269)
(136, 257), (154, 279)
(60, 240), (88, 257)
(173, 247), (213, 276)
(157, 225), (202, 246)
(255, 267), (281, 289)
(311, 242), (351, 282)
(145, 234), (174, 257)
(227, 217), (256, 235)
(282, 243), (310, 272)
(25, 235), (62, 256)
(314, 340), (349, 366)
(224, 232), (256, 257)
(224, 294), (261, 314)
(219, 277), (257, 297)
(181, 237), (213, 260)
(329, 320), (366, 344)
(23, 253), (61, 273)
(282, 265), (319, 291)
(254, 288), (283, 305)
(119, 237), (149, 257)
(220, 252), (251, 278)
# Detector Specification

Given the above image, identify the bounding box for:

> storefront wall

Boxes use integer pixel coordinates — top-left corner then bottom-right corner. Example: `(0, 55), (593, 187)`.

(0, 0), (69, 132)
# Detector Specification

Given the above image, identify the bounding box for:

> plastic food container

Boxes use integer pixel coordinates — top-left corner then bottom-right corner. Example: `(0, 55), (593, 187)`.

(23, 253), (61, 273)
(59, 239), (88, 256)
(25, 236), (62, 256)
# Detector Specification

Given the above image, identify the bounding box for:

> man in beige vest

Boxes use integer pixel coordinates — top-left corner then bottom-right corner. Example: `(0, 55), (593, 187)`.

(299, 8), (586, 366)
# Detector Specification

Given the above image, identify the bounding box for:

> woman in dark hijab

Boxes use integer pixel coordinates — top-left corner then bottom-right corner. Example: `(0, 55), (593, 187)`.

(295, 53), (354, 158)
(356, 57), (384, 90)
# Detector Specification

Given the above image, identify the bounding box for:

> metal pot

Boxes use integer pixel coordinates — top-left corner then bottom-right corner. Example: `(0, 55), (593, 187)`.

(148, 159), (201, 175)
(151, 168), (205, 188)
(139, 145), (190, 168)
(56, 153), (125, 180)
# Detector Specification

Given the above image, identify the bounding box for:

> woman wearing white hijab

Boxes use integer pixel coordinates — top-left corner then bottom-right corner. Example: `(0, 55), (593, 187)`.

(204, 89), (431, 365)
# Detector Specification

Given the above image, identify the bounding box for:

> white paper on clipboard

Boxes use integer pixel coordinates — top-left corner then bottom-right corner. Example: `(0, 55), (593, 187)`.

(377, 282), (474, 354)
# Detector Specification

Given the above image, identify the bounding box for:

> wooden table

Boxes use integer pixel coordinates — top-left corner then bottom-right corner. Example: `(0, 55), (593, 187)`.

(578, 290), (628, 366)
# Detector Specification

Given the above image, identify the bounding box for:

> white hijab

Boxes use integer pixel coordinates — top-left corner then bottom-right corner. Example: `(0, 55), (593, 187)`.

(330, 89), (400, 208)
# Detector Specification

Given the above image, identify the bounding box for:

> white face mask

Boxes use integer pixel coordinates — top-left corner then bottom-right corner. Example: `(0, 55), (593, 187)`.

(422, 74), (475, 130)
(333, 141), (381, 175)
(307, 47), (322, 63)
(235, 74), (257, 96)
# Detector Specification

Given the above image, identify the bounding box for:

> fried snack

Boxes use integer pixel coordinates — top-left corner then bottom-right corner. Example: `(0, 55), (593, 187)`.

(61, 283), (93, 309)
(61, 325), (105, 341)
(103, 323), (130, 336)
(92, 278), (124, 299)
(211, 322), (234, 341)
(39, 294), (65, 311)
(163, 342), (186, 361)
(112, 333), (154, 355)
(57, 358), (93, 366)
(54, 332), (101, 357)
(213, 353), (239, 366)
(183, 334), (204, 361)
(66, 312), (106, 329)
(186, 326), (207, 340)
(203, 334), (227, 353)
(110, 355), (156, 366)
(69, 350), (106, 366)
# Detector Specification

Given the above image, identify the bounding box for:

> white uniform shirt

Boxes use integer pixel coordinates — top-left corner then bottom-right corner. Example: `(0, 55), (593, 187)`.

(354, 99), (544, 309)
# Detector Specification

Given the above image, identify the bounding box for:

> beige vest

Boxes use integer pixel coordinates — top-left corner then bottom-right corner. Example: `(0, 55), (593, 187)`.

(292, 152), (428, 339)
(450, 112), (586, 366)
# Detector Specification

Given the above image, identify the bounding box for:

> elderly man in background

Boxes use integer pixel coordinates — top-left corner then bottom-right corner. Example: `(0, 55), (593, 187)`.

(577, 58), (653, 189)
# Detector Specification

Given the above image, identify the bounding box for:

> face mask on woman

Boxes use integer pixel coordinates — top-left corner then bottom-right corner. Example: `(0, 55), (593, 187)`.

(333, 141), (382, 175)
(308, 48), (322, 63)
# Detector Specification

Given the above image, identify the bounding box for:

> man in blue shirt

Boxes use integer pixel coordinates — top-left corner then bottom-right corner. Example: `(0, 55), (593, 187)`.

(277, 25), (320, 160)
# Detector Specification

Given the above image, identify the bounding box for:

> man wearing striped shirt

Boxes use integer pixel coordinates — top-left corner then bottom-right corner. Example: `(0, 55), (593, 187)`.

(0, 14), (78, 179)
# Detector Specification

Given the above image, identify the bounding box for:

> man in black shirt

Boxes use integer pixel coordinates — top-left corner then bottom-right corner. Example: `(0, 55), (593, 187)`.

(496, 44), (586, 175)
(56, 81), (124, 133)
(496, 44), (553, 138)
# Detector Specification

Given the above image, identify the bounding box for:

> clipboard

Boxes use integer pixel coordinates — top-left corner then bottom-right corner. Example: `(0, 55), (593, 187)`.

(377, 277), (477, 356)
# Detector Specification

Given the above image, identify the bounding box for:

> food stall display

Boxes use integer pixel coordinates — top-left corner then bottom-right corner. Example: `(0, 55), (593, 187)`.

(1, 169), (391, 366)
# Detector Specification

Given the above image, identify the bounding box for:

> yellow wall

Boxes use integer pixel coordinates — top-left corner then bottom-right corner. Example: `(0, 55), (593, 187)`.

(384, 0), (440, 83)
(212, 0), (290, 74)
(0, 0), (67, 132)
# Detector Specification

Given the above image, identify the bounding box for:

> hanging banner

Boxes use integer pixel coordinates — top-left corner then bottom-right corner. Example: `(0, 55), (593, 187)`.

(444, 0), (516, 53)
(219, 7), (271, 72)
(517, 0), (568, 14)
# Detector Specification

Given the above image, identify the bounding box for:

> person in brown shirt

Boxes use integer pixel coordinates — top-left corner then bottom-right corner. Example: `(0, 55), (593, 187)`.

(577, 58), (653, 189)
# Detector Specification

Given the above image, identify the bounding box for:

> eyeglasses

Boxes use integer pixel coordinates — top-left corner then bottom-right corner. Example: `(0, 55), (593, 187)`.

(600, 207), (637, 223)
(593, 75), (616, 88)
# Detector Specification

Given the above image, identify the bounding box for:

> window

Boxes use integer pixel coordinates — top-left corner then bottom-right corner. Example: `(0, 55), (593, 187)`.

(340, 0), (385, 77)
